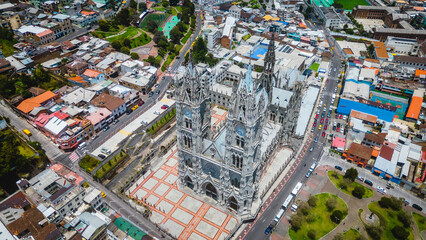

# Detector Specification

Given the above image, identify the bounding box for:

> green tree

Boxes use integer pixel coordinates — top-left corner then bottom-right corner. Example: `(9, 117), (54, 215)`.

(298, 202), (311, 216)
(112, 39), (122, 50)
(340, 178), (352, 190)
(326, 197), (337, 211)
(115, 8), (131, 26)
(391, 226), (409, 240)
(162, 0), (169, 7)
(308, 195), (318, 207)
(352, 185), (365, 199)
(0, 27), (14, 41)
(140, 2), (147, 11)
(170, 0), (179, 5)
(365, 225), (383, 239)
(307, 229), (317, 240)
(170, 26), (182, 44)
(153, 31), (166, 44)
(122, 38), (131, 48)
(333, 233), (344, 240)
(330, 210), (343, 223)
(291, 214), (304, 231)
(397, 211), (412, 228)
(130, 52), (139, 60)
(98, 19), (110, 31)
(344, 167), (358, 181)
(130, 0), (137, 9)
(120, 46), (130, 55)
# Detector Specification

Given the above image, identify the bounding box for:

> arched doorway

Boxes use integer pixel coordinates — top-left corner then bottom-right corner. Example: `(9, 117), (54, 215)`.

(229, 196), (239, 211)
(184, 176), (194, 189)
(205, 183), (218, 200)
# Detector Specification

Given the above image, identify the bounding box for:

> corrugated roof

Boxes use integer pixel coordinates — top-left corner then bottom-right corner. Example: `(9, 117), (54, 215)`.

(373, 41), (388, 59)
(17, 91), (56, 114)
(83, 69), (101, 78)
(415, 69), (426, 77)
(350, 110), (378, 123)
(406, 96), (422, 120)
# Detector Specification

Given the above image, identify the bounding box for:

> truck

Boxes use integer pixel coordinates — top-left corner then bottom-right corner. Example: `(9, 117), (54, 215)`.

(23, 129), (32, 136)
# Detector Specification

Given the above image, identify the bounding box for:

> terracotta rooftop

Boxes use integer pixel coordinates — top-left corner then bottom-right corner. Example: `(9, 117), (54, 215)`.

(350, 110), (378, 123)
(363, 132), (386, 145)
(17, 91), (56, 114)
(379, 144), (394, 161)
(91, 92), (125, 112)
(347, 142), (373, 160)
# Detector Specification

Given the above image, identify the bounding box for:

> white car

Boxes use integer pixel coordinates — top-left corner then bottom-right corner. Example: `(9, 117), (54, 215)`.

(154, 111), (161, 115)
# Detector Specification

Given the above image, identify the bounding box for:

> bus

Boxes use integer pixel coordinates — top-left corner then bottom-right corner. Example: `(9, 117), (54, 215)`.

(274, 209), (285, 222)
(23, 129), (32, 136)
(291, 182), (303, 196)
(282, 195), (294, 210)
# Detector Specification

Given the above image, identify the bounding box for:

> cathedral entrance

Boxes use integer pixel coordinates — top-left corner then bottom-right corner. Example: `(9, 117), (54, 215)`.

(229, 196), (239, 211)
(185, 176), (194, 189)
(204, 183), (218, 200)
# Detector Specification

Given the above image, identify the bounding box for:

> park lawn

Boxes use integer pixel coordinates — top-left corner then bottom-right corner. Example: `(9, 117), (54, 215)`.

(333, 0), (368, 10)
(171, 7), (178, 15)
(343, 228), (361, 239)
(328, 171), (374, 198)
(0, 39), (16, 57)
(106, 27), (139, 41)
(129, 31), (151, 48)
(94, 152), (128, 180)
(79, 155), (100, 173)
(95, 25), (126, 38)
(181, 30), (192, 44)
(174, 6), (182, 12)
(289, 193), (348, 240)
(309, 62), (320, 71)
(368, 202), (414, 240)
(153, 6), (165, 11)
(18, 144), (35, 158)
(140, 13), (166, 31)
(413, 212), (426, 232)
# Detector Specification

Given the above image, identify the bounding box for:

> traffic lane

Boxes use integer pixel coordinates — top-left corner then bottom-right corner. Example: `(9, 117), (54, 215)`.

(243, 141), (321, 240)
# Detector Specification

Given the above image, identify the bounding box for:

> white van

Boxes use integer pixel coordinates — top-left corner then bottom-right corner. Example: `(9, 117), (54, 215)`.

(78, 142), (87, 150)
(332, 94), (336, 99)
(309, 162), (317, 171)
(101, 148), (111, 154)
(274, 209), (285, 222)
(291, 204), (298, 212)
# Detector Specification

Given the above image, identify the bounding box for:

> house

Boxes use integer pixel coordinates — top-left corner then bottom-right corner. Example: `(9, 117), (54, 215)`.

(16, 91), (57, 116)
(66, 60), (88, 75)
(362, 132), (386, 148)
(16, 25), (55, 45)
(91, 92), (126, 119)
(343, 142), (373, 167)
(0, 58), (13, 73)
(83, 189), (105, 211)
(86, 107), (112, 131)
(70, 212), (107, 240)
(406, 89), (424, 121)
(82, 69), (105, 85)
(373, 41), (389, 61)
(331, 136), (346, 152)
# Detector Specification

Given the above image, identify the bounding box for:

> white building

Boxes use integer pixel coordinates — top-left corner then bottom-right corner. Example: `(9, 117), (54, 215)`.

(83, 188), (105, 211)
(317, 7), (345, 29)
(385, 36), (420, 55)
(206, 28), (220, 50)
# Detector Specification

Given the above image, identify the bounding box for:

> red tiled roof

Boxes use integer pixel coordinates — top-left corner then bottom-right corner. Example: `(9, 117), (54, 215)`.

(379, 144), (394, 161)
(347, 142), (373, 160)
(83, 69), (101, 78)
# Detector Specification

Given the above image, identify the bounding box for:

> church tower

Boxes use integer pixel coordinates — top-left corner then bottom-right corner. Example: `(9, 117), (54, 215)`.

(222, 64), (268, 214)
(176, 52), (211, 192)
(259, 30), (276, 102)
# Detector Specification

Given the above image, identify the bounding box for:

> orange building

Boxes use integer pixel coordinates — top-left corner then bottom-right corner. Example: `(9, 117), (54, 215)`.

(343, 143), (373, 167)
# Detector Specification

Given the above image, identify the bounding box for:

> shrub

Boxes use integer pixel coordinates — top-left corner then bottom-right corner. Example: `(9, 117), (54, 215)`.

(299, 202), (311, 216)
(365, 225), (383, 239)
(391, 225), (409, 240)
(307, 229), (317, 240)
(389, 197), (402, 211)
(130, 52), (139, 60)
(308, 195), (318, 207)
(333, 233), (344, 240)
(326, 197), (337, 211)
(340, 178), (352, 190)
(352, 185), (365, 199)
(330, 210), (343, 223)
(378, 197), (392, 208)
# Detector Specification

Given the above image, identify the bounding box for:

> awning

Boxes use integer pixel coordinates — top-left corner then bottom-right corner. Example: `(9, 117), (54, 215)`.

(374, 169), (381, 174)
(385, 174), (392, 179)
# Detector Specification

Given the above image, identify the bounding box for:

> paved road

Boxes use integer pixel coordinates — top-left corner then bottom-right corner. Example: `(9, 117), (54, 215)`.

(319, 153), (426, 213)
(56, 26), (90, 44)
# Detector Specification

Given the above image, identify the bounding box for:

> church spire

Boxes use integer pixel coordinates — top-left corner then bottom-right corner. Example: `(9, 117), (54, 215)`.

(264, 28), (275, 75)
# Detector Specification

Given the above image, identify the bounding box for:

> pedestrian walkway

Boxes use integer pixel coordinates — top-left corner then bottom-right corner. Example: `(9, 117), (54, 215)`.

(127, 147), (238, 239)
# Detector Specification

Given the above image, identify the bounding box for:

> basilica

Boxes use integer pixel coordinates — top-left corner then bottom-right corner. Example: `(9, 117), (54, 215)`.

(174, 34), (306, 218)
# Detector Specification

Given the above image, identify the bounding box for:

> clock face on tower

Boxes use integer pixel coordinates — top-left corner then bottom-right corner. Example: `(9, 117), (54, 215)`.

(235, 124), (246, 136)
(184, 108), (192, 118)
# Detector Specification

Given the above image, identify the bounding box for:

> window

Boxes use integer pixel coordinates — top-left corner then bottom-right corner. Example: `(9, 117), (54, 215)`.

(185, 118), (193, 129)
(236, 136), (245, 148)
(184, 136), (192, 149)
(232, 154), (243, 170)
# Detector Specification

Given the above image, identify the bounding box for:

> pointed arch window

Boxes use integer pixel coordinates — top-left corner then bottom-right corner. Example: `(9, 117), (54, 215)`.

(185, 118), (193, 129)
(236, 136), (245, 148)
(232, 154), (243, 170)
(183, 136), (192, 149)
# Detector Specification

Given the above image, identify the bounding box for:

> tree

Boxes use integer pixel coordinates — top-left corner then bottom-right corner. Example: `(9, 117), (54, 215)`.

(290, 214), (304, 231)
(122, 38), (131, 48)
(115, 8), (131, 26)
(298, 202), (311, 216)
(112, 40), (122, 50)
(170, 26), (182, 44)
(120, 47), (130, 55)
(365, 225), (383, 239)
(176, 21), (186, 32)
(140, 2), (147, 11)
(147, 19), (158, 33)
(308, 196), (317, 207)
(162, 0), (169, 7)
(340, 178), (352, 190)
(391, 226), (409, 240)
(326, 197), (337, 211)
(153, 31), (166, 44)
(130, 0), (137, 9)
(130, 52), (139, 60)
(352, 185), (365, 199)
(0, 27), (14, 41)
(397, 211), (412, 228)
(330, 210), (343, 223)
(344, 167), (358, 182)
(170, 0), (179, 5)
(333, 233), (344, 240)
(98, 19), (110, 31)
(307, 229), (317, 240)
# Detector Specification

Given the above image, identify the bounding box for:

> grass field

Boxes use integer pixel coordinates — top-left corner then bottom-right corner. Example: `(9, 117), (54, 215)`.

(79, 155), (100, 173)
(343, 228), (361, 239)
(368, 201), (414, 240)
(333, 0), (369, 10)
(18, 145), (35, 158)
(129, 32), (151, 48)
(289, 193), (348, 240)
(105, 27), (151, 48)
(106, 27), (139, 41)
(181, 30), (192, 44)
(309, 62), (320, 71)
(328, 171), (374, 198)
(413, 212), (426, 233)
(95, 25), (126, 38)
(140, 13), (166, 31)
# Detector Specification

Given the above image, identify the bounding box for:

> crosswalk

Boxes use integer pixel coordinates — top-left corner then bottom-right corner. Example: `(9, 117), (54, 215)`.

(69, 152), (79, 163)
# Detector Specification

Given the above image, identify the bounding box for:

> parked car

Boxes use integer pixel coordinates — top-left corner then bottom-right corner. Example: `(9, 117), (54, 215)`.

(364, 179), (373, 186)
(310, 147), (314, 152)
(155, 83), (160, 88)
(103, 126), (110, 132)
(324, 125), (328, 130)
(356, 176), (365, 182)
(149, 92), (154, 97)
(322, 131), (326, 137)
(314, 137), (318, 143)
(412, 204), (423, 212)
(320, 118), (324, 124)
(154, 111), (161, 115)
(132, 105), (139, 111)
(318, 125), (322, 130)
(264, 225), (273, 235)
(334, 165), (343, 171)
(156, 90), (160, 94)
(98, 154), (106, 159)
(305, 170), (312, 178)
(138, 100), (144, 106)
(126, 109), (132, 115)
